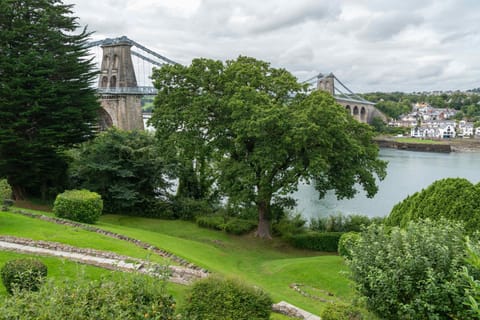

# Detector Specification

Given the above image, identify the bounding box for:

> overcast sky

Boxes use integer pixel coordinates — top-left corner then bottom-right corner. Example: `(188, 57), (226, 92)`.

(73, 0), (479, 93)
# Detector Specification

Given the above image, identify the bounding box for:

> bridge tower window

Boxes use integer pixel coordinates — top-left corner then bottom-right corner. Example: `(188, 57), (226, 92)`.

(113, 55), (119, 69)
(104, 55), (110, 68)
(110, 75), (117, 88)
(101, 76), (108, 88)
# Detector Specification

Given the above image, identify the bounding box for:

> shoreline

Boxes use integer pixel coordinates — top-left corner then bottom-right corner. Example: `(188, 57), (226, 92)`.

(374, 137), (480, 153)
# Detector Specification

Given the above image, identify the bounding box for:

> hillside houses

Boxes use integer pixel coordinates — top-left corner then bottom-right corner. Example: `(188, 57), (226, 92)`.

(390, 103), (479, 139)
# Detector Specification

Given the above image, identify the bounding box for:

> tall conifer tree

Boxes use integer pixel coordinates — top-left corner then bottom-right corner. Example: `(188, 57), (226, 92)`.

(0, 0), (99, 199)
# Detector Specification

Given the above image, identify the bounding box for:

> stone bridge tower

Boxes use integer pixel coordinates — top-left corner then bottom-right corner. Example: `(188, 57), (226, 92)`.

(317, 73), (386, 124)
(97, 37), (144, 131)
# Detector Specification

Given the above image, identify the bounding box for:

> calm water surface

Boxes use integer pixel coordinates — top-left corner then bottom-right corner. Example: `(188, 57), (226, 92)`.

(294, 148), (480, 219)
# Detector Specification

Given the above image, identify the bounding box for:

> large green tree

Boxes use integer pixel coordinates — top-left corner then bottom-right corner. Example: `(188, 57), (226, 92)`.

(0, 0), (100, 199)
(152, 56), (386, 238)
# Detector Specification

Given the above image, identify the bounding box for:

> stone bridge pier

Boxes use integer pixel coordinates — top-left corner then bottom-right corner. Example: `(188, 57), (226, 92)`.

(97, 37), (144, 131)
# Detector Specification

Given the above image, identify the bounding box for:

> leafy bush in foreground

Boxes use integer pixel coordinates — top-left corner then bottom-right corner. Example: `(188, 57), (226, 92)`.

(53, 189), (103, 224)
(184, 277), (272, 320)
(1, 258), (47, 294)
(321, 302), (364, 320)
(338, 232), (360, 259)
(348, 219), (470, 319)
(0, 274), (176, 319)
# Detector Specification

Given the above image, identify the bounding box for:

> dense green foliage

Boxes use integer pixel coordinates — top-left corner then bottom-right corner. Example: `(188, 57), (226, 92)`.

(152, 56), (386, 238)
(0, 179), (12, 200)
(223, 218), (258, 235)
(196, 215), (257, 235)
(386, 178), (480, 232)
(321, 302), (364, 320)
(69, 128), (170, 216)
(0, 0), (100, 199)
(196, 215), (225, 231)
(53, 189), (103, 223)
(310, 214), (382, 233)
(348, 219), (470, 319)
(287, 232), (343, 252)
(337, 232), (360, 259)
(0, 274), (176, 319)
(1, 258), (47, 294)
(183, 277), (272, 320)
(463, 239), (480, 318)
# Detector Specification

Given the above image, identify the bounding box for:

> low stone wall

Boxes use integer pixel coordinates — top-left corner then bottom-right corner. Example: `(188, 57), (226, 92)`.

(375, 139), (451, 153)
(11, 209), (207, 273)
(0, 236), (208, 285)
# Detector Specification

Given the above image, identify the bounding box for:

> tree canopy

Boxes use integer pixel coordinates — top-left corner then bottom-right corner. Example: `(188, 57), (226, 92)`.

(386, 177), (480, 233)
(69, 128), (170, 216)
(0, 0), (100, 199)
(151, 56), (387, 238)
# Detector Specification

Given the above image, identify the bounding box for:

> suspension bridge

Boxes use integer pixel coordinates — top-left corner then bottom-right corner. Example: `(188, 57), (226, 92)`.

(86, 36), (384, 131)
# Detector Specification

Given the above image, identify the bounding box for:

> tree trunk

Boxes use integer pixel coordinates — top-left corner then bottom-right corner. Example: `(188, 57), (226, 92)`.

(255, 200), (272, 239)
(11, 184), (26, 201)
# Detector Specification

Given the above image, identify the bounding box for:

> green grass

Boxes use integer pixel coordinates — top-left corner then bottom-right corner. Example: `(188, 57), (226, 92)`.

(0, 211), (166, 264)
(97, 215), (353, 314)
(0, 209), (355, 316)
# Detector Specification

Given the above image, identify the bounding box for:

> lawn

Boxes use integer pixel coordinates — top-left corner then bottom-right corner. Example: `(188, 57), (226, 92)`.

(0, 208), (356, 316)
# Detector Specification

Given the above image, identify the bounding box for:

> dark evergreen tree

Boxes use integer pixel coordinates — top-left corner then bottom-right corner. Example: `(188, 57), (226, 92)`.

(0, 0), (99, 199)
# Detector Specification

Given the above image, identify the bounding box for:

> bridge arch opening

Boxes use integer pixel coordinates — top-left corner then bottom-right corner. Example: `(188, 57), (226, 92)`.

(346, 105), (351, 115)
(353, 106), (359, 119)
(360, 107), (366, 122)
(98, 108), (113, 131)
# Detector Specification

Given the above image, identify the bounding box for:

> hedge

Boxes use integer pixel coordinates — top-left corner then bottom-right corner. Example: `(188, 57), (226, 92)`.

(1, 258), (47, 294)
(184, 277), (272, 320)
(53, 189), (103, 224)
(0, 179), (12, 200)
(287, 232), (344, 252)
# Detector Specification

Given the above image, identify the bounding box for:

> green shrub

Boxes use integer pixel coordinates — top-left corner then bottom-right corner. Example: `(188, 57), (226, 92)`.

(310, 214), (381, 233)
(1, 258), (47, 294)
(321, 302), (364, 320)
(387, 178), (480, 233)
(272, 213), (306, 237)
(287, 232), (343, 252)
(173, 196), (214, 220)
(338, 232), (360, 259)
(184, 277), (272, 320)
(0, 274), (175, 319)
(348, 219), (469, 319)
(0, 179), (12, 200)
(223, 218), (257, 235)
(196, 215), (226, 230)
(53, 189), (103, 224)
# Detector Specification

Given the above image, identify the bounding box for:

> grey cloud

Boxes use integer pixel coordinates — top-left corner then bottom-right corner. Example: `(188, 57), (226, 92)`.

(357, 12), (424, 41)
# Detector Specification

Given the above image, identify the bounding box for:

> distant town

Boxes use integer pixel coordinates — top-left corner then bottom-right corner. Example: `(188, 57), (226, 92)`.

(362, 89), (480, 139)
